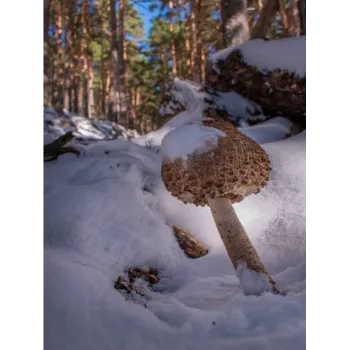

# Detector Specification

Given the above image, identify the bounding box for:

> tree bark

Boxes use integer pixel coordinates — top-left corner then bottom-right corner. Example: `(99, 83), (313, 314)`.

(81, 0), (89, 116)
(184, 3), (191, 78)
(56, 1), (64, 107)
(99, 0), (107, 117)
(87, 58), (95, 117)
(298, 0), (306, 34)
(169, 0), (177, 77)
(278, 0), (289, 36)
(118, 0), (129, 126)
(190, 0), (202, 82)
(108, 0), (120, 122)
(205, 41), (306, 125)
(190, 0), (199, 81)
(195, 0), (204, 82)
(220, 0), (250, 47)
(63, 0), (72, 111)
(44, 0), (53, 107)
(287, 0), (300, 36)
(251, 0), (278, 39)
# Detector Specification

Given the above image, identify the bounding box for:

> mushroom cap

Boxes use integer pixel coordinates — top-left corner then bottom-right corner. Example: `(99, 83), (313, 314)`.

(161, 119), (270, 207)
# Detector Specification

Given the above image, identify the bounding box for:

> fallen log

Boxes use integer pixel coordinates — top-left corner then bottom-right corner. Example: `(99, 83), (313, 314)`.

(206, 36), (306, 126)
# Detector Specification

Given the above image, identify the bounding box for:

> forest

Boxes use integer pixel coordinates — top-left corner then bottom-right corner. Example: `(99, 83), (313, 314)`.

(44, 0), (306, 134)
(44, 1), (307, 349)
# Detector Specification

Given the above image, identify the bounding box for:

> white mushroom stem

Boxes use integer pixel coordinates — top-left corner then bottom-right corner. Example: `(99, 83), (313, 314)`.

(207, 196), (279, 295)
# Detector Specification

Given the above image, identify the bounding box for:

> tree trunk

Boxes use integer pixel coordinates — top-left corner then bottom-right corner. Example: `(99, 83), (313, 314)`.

(257, 0), (263, 11)
(251, 0), (278, 39)
(71, 3), (81, 113)
(56, 1), (64, 107)
(195, 0), (204, 82)
(190, 0), (198, 81)
(298, 0), (306, 34)
(118, 0), (128, 126)
(200, 45), (205, 82)
(190, 0), (201, 82)
(51, 6), (58, 106)
(169, 0), (177, 77)
(81, 0), (89, 116)
(105, 69), (111, 116)
(44, 0), (53, 107)
(99, 0), (106, 117)
(87, 58), (95, 117)
(63, 0), (72, 111)
(184, 4), (191, 79)
(220, 0), (250, 47)
(287, 0), (300, 36)
(108, 0), (120, 122)
(278, 0), (289, 36)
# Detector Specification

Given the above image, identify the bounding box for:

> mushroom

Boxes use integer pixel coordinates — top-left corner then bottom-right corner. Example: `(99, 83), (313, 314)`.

(160, 119), (279, 295)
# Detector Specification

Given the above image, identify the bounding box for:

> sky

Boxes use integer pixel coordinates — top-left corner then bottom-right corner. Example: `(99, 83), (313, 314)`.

(132, 2), (158, 38)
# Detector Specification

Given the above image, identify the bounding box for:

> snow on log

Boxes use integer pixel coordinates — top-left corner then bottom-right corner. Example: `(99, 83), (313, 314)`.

(206, 36), (306, 124)
(159, 78), (265, 126)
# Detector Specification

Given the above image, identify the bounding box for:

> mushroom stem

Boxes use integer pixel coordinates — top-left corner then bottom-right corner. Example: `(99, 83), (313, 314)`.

(207, 196), (279, 295)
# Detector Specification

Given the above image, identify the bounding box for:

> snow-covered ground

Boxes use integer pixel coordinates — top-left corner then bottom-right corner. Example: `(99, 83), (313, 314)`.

(44, 109), (305, 349)
(44, 107), (139, 145)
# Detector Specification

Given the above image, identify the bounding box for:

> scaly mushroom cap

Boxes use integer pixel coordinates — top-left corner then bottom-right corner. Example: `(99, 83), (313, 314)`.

(161, 119), (270, 206)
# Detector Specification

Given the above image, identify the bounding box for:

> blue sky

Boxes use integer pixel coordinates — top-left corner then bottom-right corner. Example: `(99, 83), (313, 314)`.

(132, 3), (158, 38)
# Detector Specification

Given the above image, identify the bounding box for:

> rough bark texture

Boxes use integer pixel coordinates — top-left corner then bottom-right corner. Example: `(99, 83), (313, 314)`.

(169, 0), (177, 77)
(278, 0), (289, 36)
(190, 0), (201, 82)
(220, 0), (250, 47)
(119, 0), (128, 126)
(206, 47), (306, 125)
(44, 0), (53, 106)
(184, 5), (191, 77)
(298, 0), (306, 34)
(287, 0), (301, 36)
(251, 0), (278, 39)
(108, 0), (120, 121)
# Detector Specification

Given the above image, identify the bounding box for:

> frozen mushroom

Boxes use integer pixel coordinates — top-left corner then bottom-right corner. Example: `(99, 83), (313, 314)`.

(161, 119), (279, 295)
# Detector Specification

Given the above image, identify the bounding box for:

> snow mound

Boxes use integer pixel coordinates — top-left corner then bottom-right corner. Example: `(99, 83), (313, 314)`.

(44, 108), (139, 144)
(210, 36), (306, 77)
(44, 124), (305, 349)
(159, 79), (265, 125)
(133, 112), (293, 150)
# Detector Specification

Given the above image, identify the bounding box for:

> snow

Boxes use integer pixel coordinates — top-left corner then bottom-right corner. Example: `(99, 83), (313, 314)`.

(210, 46), (237, 68)
(45, 116), (305, 350)
(160, 123), (226, 161)
(44, 108), (139, 143)
(132, 109), (204, 149)
(210, 36), (306, 77)
(133, 111), (292, 150)
(239, 117), (294, 144)
(236, 263), (273, 295)
(240, 36), (306, 77)
(158, 79), (265, 125)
